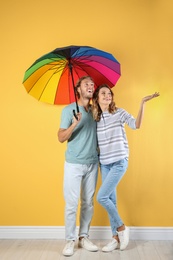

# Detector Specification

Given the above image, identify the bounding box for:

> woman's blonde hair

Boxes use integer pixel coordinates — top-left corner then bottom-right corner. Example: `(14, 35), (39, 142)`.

(92, 84), (117, 121)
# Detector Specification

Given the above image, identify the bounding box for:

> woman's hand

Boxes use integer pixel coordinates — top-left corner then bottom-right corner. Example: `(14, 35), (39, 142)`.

(136, 92), (160, 129)
(142, 92), (160, 103)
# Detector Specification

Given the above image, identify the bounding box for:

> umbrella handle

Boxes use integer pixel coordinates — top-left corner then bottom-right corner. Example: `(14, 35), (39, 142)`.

(69, 62), (79, 113)
(73, 109), (78, 120)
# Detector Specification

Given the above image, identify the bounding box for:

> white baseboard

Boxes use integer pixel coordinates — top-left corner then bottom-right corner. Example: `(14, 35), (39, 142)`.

(0, 226), (172, 240)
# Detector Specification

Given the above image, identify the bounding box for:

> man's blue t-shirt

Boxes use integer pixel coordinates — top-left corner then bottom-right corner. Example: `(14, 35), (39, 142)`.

(60, 103), (98, 164)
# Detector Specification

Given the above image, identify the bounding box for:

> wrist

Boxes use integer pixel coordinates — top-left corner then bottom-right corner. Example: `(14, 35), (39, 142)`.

(72, 121), (78, 127)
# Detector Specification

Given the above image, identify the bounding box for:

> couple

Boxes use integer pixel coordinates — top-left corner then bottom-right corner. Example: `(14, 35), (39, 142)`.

(58, 76), (159, 256)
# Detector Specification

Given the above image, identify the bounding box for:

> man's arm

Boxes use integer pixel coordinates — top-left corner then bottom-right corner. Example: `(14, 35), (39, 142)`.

(58, 113), (82, 143)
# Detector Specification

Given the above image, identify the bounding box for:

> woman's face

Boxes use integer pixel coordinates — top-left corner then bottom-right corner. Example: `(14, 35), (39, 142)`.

(98, 87), (112, 106)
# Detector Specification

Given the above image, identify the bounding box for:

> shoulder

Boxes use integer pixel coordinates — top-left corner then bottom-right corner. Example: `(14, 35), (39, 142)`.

(116, 108), (131, 122)
(117, 108), (129, 115)
(117, 107), (125, 112)
(62, 103), (76, 112)
(63, 103), (76, 109)
(110, 108), (125, 116)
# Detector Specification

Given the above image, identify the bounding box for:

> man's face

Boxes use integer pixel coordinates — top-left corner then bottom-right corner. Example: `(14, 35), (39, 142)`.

(78, 78), (95, 99)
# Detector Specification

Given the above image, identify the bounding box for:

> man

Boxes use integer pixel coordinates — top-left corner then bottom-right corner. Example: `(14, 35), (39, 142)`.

(58, 76), (99, 256)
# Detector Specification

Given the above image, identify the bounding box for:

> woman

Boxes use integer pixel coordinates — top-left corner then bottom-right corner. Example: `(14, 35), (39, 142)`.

(92, 84), (159, 252)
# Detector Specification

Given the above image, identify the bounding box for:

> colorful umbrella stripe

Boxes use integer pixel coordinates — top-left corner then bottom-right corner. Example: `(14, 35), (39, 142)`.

(23, 46), (121, 105)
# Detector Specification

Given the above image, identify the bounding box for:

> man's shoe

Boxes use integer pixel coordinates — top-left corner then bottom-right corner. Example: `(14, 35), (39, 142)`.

(78, 237), (98, 252)
(102, 238), (119, 252)
(62, 240), (75, 256)
(117, 226), (129, 250)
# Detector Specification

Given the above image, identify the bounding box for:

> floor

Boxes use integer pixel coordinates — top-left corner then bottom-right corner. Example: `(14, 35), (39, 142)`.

(0, 239), (172, 260)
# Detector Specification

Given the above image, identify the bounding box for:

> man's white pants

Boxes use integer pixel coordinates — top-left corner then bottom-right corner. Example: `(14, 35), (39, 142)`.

(64, 161), (98, 240)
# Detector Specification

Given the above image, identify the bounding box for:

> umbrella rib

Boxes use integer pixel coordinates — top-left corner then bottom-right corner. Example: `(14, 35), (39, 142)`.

(82, 55), (119, 68)
(72, 55), (120, 74)
(72, 47), (117, 63)
(38, 66), (69, 101)
(72, 60), (119, 85)
(28, 63), (66, 100)
(29, 64), (64, 94)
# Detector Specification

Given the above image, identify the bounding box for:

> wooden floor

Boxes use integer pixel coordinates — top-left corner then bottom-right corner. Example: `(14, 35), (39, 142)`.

(0, 239), (172, 260)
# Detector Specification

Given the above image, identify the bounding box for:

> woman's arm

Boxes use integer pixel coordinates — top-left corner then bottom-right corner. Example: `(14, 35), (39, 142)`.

(135, 92), (160, 129)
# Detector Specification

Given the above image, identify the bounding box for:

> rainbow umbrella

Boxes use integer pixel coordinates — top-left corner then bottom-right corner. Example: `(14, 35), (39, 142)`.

(23, 45), (121, 111)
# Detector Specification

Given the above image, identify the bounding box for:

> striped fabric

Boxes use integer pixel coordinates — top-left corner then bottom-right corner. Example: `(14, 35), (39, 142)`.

(97, 108), (137, 165)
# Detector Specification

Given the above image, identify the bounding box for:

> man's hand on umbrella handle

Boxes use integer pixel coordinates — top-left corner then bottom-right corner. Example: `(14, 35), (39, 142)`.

(73, 110), (82, 122)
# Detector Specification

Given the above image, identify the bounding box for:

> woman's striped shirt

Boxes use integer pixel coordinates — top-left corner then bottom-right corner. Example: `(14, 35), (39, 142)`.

(97, 108), (136, 165)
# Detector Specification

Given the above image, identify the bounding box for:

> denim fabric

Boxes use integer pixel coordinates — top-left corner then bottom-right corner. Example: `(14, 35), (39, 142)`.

(64, 161), (98, 240)
(97, 158), (128, 235)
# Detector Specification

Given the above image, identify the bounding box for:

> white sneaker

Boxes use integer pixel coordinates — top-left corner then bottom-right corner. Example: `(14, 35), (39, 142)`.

(78, 237), (98, 252)
(117, 226), (130, 250)
(62, 240), (75, 256)
(102, 238), (119, 252)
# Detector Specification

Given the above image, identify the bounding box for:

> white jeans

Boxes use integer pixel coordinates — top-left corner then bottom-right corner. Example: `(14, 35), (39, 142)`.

(64, 161), (98, 240)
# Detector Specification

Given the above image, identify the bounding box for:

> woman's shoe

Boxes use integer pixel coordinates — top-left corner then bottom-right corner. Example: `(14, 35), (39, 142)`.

(102, 238), (119, 252)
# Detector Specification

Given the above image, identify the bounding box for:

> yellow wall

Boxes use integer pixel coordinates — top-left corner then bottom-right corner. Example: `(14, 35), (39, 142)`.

(1, 0), (173, 227)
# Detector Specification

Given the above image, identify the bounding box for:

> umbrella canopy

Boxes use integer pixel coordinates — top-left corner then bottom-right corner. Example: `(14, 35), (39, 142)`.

(23, 45), (121, 107)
